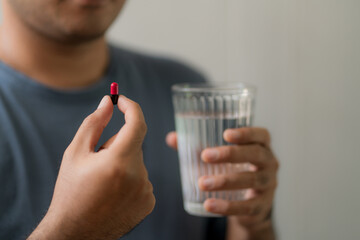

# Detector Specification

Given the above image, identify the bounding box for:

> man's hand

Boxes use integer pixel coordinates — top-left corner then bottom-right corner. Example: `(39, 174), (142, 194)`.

(29, 95), (155, 240)
(166, 127), (278, 239)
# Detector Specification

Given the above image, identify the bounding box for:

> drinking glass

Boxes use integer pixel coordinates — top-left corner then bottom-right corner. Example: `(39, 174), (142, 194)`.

(172, 82), (256, 216)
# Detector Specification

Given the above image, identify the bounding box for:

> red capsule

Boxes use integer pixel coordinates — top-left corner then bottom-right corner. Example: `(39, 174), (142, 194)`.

(110, 82), (119, 105)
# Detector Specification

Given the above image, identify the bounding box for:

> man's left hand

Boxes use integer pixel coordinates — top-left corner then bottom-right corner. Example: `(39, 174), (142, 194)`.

(166, 127), (279, 228)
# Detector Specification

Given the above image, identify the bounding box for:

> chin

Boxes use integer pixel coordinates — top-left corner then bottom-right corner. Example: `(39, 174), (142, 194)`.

(8, 0), (125, 44)
(58, 31), (106, 44)
(34, 14), (114, 44)
(56, 6), (121, 43)
(52, 0), (124, 44)
(61, 25), (109, 43)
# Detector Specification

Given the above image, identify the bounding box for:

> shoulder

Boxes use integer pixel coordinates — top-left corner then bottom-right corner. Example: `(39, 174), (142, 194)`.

(109, 44), (207, 85)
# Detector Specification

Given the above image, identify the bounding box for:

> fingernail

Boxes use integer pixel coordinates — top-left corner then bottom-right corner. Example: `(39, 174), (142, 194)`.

(97, 96), (108, 109)
(227, 129), (241, 140)
(202, 177), (215, 189)
(203, 149), (219, 162)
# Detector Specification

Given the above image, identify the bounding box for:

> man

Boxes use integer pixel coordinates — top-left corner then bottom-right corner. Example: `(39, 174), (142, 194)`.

(0, 0), (279, 239)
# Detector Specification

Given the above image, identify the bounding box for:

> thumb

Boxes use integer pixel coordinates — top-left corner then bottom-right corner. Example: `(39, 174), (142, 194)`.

(71, 96), (114, 152)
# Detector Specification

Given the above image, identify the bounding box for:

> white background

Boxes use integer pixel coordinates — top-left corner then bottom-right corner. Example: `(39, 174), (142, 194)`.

(1, 0), (359, 239)
(109, 1), (360, 239)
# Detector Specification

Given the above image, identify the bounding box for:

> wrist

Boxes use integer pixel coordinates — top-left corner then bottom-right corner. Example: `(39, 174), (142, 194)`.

(245, 206), (273, 233)
(226, 213), (275, 240)
(245, 220), (275, 240)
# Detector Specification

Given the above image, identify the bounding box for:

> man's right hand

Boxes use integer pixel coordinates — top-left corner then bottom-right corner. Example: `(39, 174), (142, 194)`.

(28, 95), (155, 240)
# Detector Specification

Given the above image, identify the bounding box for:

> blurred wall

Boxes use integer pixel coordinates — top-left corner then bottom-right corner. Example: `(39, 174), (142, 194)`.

(109, 1), (360, 239)
(0, 0), (359, 239)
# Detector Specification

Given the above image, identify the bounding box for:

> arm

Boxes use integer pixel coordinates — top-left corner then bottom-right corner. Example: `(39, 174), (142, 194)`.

(28, 95), (155, 240)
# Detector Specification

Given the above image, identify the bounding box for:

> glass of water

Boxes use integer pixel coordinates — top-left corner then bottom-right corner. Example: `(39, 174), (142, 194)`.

(172, 82), (256, 217)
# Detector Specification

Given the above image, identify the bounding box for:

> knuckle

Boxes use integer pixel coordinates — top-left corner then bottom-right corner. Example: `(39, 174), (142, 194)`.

(253, 145), (265, 161)
(133, 102), (141, 110)
(143, 180), (155, 201)
(245, 203), (262, 216)
(82, 114), (97, 127)
(221, 146), (231, 160)
(243, 204), (254, 215)
(139, 121), (148, 134)
(256, 172), (270, 188)
(132, 119), (147, 139)
(252, 205), (262, 216)
(260, 147), (273, 163)
(137, 172), (150, 187)
(149, 181), (154, 194)
(149, 192), (156, 206)
(104, 164), (126, 181)
(265, 149), (274, 161)
(248, 173), (258, 187)
(143, 179), (154, 194)
(146, 192), (156, 214)
(133, 102), (145, 115)
(242, 127), (252, 141)
(135, 180), (156, 215)
(224, 146), (237, 161)
(217, 175), (227, 188)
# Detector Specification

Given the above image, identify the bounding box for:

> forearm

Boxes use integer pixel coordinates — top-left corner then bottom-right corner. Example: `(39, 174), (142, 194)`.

(226, 217), (276, 240)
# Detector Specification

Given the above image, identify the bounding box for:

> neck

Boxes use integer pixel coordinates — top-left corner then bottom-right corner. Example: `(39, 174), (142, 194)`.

(0, 2), (109, 89)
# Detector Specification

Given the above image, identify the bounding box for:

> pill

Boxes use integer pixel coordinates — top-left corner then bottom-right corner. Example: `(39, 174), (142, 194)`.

(110, 82), (119, 105)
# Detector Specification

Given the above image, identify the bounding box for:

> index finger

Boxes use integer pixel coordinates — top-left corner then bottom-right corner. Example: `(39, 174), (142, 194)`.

(201, 145), (271, 168)
(224, 127), (271, 148)
(71, 96), (114, 152)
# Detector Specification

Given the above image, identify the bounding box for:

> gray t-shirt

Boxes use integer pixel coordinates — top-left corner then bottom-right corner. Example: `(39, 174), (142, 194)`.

(0, 45), (225, 240)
